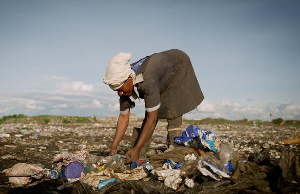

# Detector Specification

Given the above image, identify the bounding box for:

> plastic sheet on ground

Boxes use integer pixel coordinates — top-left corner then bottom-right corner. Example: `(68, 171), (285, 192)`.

(230, 160), (271, 193)
(279, 148), (300, 182)
(97, 180), (178, 194)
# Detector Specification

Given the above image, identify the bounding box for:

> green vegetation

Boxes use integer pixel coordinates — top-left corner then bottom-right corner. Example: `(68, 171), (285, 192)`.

(0, 114), (95, 125)
(1, 114), (299, 127)
(44, 118), (50, 124)
(271, 118), (300, 127)
(62, 119), (72, 124)
(74, 116), (91, 123)
(0, 114), (26, 124)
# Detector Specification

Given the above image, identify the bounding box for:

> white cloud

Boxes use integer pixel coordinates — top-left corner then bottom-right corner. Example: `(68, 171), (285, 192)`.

(0, 108), (9, 114)
(53, 104), (68, 109)
(278, 104), (300, 120)
(197, 100), (215, 112)
(1, 75), (299, 120)
(25, 104), (44, 110)
(92, 100), (103, 108)
(185, 99), (300, 121)
(7, 98), (45, 111)
(219, 100), (232, 107)
(71, 81), (93, 91)
(108, 103), (119, 111)
(24, 99), (45, 110)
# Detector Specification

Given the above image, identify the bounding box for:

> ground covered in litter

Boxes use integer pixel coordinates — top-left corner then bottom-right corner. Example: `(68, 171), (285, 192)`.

(0, 119), (299, 193)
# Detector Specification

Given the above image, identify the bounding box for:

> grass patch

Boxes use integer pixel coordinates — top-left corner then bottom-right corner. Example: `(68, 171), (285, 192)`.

(75, 116), (91, 123)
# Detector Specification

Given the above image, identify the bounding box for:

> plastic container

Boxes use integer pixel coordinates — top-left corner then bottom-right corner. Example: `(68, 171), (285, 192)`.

(65, 161), (84, 179)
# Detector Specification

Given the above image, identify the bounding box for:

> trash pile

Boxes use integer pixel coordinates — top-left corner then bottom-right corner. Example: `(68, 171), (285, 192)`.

(2, 125), (300, 193)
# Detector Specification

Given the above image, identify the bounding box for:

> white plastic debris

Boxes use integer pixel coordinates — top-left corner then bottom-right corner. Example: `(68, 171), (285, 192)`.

(184, 177), (195, 188)
(185, 153), (197, 161)
(0, 133), (10, 138)
(155, 169), (182, 190)
(197, 160), (230, 181)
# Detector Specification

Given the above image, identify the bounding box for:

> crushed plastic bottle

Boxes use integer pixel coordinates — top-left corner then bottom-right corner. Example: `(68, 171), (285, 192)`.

(218, 144), (235, 173)
(43, 169), (59, 179)
(106, 154), (129, 172)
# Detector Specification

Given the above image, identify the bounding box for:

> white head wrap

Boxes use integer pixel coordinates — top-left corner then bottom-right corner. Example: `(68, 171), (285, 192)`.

(103, 52), (134, 90)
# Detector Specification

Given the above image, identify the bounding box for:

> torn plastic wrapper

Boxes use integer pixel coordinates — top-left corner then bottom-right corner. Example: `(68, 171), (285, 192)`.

(155, 168), (182, 190)
(162, 159), (184, 169)
(52, 151), (87, 170)
(81, 171), (111, 188)
(81, 166), (148, 189)
(3, 163), (44, 177)
(197, 160), (230, 181)
(105, 166), (148, 181)
(8, 177), (32, 186)
(174, 125), (220, 153)
(130, 161), (152, 172)
(2, 163), (45, 186)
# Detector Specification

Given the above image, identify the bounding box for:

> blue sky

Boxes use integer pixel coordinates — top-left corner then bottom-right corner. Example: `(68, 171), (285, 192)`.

(1, 0), (299, 120)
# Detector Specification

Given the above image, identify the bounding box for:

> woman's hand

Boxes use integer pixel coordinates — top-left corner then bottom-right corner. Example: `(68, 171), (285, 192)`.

(110, 147), (118, 156)
(124, 147), (141, 164)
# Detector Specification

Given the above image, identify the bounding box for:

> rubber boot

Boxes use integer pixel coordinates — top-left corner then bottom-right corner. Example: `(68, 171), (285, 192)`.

(167, 128), (183, 148)
(167, 116), (183, 148)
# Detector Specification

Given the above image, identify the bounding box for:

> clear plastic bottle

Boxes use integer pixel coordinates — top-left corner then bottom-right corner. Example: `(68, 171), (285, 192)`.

(106, 154), (129, 172)
(218, 144), (234, 173)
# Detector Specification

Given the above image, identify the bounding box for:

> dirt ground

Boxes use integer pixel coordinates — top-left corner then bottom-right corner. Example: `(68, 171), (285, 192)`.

(0, 120), (299, 193)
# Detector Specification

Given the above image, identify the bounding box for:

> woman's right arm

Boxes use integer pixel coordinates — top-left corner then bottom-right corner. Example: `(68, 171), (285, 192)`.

(110, 109), (130, 155)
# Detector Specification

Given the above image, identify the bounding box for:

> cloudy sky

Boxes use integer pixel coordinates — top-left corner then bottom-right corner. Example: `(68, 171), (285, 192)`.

(1, 0), (299, 121)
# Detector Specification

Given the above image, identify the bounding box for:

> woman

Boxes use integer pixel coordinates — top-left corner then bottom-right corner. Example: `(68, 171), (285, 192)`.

(103, 49), (204, 163)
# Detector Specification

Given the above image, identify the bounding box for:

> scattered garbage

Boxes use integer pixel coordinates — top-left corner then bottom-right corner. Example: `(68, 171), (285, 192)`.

(1, 121), (299, 193)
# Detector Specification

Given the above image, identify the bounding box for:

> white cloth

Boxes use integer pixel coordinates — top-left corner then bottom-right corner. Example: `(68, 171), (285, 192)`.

(103, 52), (133, 90)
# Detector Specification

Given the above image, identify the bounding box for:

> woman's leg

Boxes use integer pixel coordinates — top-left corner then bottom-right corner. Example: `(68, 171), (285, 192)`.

(167, 115), (183, 147)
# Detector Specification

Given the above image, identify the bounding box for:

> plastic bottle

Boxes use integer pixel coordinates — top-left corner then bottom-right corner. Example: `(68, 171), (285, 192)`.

(43, 169), (59, 179)
(106, 154), (129, 172)
(218, 144), (234, 173)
